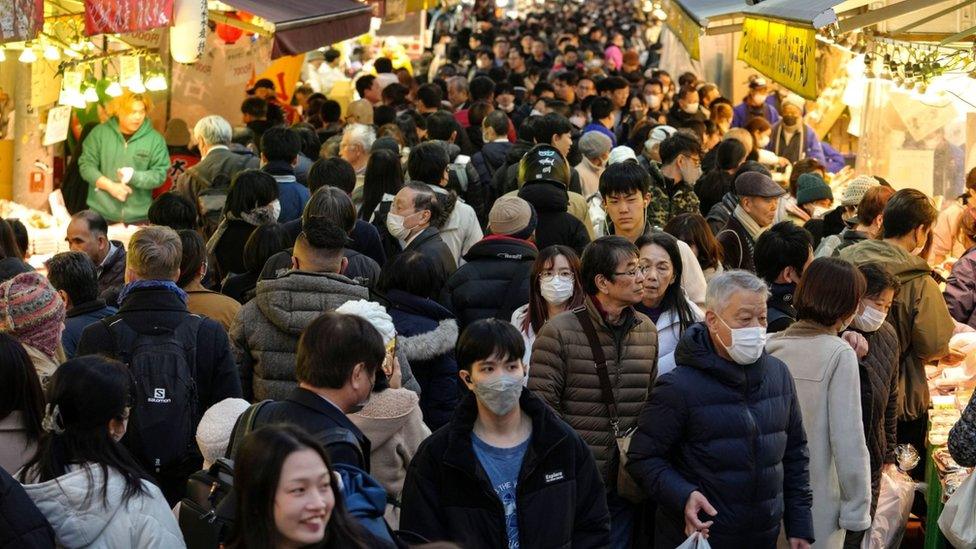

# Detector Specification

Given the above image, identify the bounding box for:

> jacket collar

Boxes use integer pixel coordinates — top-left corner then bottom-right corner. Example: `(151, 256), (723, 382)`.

(675, 323), (766, 391)
(385, 289), (455, 320)
(66, 299), (110, 319)
(286, 387), (366, 440)
(117, 287), (189, 314)
(463, 235), (538, 262)
(405, 226), (442, 250)
(585, 294), (641, 332)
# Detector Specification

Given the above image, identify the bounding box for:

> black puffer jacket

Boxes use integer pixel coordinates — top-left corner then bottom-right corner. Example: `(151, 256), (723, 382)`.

(445, 236), (537, 330)
(0, 467), (55, 548)
(626, 323), (814, 548)
(518, 182), (590, 256)
(472, 141), (512, 193)
(852, 321), (899, 503)
(400, 390), (611, 548)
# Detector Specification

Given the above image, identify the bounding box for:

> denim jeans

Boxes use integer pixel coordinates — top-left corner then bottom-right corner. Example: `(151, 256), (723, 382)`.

(607, 490), (635, 548)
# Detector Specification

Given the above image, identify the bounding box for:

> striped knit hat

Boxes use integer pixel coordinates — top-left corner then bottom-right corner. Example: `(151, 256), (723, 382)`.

(0, 272), (66, 358)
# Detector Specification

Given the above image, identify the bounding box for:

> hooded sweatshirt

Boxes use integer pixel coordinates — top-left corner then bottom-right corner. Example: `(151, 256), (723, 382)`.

(839, 239), (954, 420)
(22, 463), (184, 548)
(350, 388), (431, 528)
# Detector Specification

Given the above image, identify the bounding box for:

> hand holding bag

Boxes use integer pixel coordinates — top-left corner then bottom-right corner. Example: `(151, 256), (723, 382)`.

(939, 470), (976, 549)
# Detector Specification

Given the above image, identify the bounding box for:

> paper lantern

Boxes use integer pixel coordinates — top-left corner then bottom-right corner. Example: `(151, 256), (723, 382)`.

(216, 22), (243, 44)
(170, 0), (208, 64)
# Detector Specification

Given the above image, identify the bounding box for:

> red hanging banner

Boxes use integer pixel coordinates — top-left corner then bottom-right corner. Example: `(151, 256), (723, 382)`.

(84, 0), (175, 36)
(0, 0), (44, 44)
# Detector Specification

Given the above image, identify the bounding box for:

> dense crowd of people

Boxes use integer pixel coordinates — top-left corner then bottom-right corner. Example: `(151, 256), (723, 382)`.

(3, 0), (976, 547)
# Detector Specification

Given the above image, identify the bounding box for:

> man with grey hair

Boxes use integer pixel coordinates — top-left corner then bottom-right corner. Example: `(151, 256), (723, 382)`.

(175, 115), (259, 203)
(627, 269), (813, 548)
(340, 123), (376, 184)
(576, 131), (613, 199)
(447, 76), (470, 111)
(77, 224), (242, 505)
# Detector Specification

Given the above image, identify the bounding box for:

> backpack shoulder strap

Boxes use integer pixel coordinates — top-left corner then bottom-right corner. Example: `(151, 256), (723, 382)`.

(572, 307), (620, 434)
(101, 317), (136, 363)
(224, 400), (271, 460)
(716, 228), (744, 269)
(316, 426), (366, 469)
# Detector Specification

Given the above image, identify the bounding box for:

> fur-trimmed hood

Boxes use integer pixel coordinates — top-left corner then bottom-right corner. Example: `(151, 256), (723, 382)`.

(399, 318), (458, 362)
(350, 388), (426, 447)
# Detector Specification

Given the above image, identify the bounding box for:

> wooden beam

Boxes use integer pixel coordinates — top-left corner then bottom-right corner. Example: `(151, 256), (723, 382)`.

(837, 0), (953, 33)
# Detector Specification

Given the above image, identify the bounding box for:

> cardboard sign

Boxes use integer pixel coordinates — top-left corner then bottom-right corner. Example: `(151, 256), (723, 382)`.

(43, 106), (71, 146)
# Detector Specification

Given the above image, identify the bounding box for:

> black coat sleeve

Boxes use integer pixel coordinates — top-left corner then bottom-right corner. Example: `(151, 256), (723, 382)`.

(571, 433), (611, 548)
(780, 373), (815, 542)
(75, 320), (114, 358)
(197, 320), (243, 406)
(569, 218), (591, 258)
(399, 439), (450, 541)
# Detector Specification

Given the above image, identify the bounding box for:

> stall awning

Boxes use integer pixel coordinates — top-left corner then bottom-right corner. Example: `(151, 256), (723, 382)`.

(672, 0), (743, 26)
(220, 0), (372, 58)
(741, 0), (863, 29)
(665, 0), (742, 60)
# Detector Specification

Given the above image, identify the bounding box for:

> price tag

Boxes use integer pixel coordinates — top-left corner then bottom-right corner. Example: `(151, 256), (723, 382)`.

(120, 56), (142, 87)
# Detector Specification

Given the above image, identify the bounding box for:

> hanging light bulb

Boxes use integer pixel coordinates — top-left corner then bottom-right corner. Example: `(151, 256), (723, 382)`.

(83, 85), (99, 103)
(145, 73), (167, 91)
(128, 79), (146, 93)
(105, 80), (123, 97)
(19, 45), (37, 63)
(43, 45), (60, 61)
(63, 47), (81, 59)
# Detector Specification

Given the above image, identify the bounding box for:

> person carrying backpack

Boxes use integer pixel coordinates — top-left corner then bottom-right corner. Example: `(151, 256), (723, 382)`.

(76, 225), (243, 505)
(174, 115), (258, 213)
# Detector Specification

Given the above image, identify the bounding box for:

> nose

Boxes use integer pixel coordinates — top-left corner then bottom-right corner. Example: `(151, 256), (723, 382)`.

(635, 269), (646, 283)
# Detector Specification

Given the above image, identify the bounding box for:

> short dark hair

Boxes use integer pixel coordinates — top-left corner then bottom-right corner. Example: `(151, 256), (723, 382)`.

(881, 189), (938, 238)
(303, 186), (356, 234)
(532, 81), (555, 98)
(261, 127), (301, 163)
(381, 84), (409, 107)
(355, 74), (377, 97)
(589, 96), (614, 121)
(599, 161), (651, 198)
(324, 48), (340, 62)
(374, 57), (393, 73)
(425, 111), (458, 142)
(754, 221), (813, 284)
(321, 99), (342, 123)
(296, 312), (384, 388)
(597, 76), (629, 94)
(5, 219), (27, 259)
(225, 170), (279, 217)
(676, 84), (697, 101)
(455, 318), (526, 372)
(858, 262), (900, 298)
(856, 185), (896, 227)
(147, 192), (197, 231)
(241, 97), (267, 118)
(795, 257), (866, 326)
(309, 157), (356, 195)
(176, 229), (206, 288)
(580, 236), (639, 295)
(72, 210), (108, 237)
(554, 71), (579, 85)
(469, 76), (496, 101)
(483, 110), (509, 136)
(659, 132), (703, 166)
(534, 113), (572, 145)
(716, 139), (748, 171)
(417, 83), (444, 109)
(377, 250), (445, 299)
(45, 251), (99, 305)
(407, 142), (450, 185)
(300, 215), (349, 252)
(243, 223), (288, 273)
(468, 101), (494, 129)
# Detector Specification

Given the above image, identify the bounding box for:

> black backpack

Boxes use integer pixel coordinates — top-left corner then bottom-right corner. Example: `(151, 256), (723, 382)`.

(103, 315), (203, 475)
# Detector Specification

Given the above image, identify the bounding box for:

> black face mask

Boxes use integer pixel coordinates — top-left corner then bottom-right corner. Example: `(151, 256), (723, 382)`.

(782, 115), (799, 127)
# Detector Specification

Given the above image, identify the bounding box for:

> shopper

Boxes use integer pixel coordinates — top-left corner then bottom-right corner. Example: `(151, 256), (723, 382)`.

(207, 169), (280, 281)
(767, 258), (872, 547)
(401, 319), (611, 548)
(44, 251), (117, 359)
(817, 183), (894, 258)
(175, 115), (258, 204)
(945, 204), (976, 329)
(627, 270), (813, 548)
(381, 182), (457, 294)
(19, 356), (184, 547)
(664, 213), (724, 282)
(694, 139), (747, 216)
(529, 236), (658, 546)
(78, 91), (169, 223)
(516, 144), (590, 255)
(65, 210), (126, 304)
(754, 221), (814, 333)
(716, 171), (786, 273)
(176, 230), (241, 332)
(259, 127), (310, 224)
(220, 222), (289, 304)
(359, 149), (405, 223)
(650, 132), (702, 228)
(930, 167), (976, 265)
(0, 272), (66, 389)
(0, 333), (44, 474)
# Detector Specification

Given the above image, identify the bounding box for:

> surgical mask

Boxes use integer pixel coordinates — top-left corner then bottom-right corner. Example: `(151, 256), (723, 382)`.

(853, 305), (887, 333)
(386, 211), (416, 240)
(679, 162), (702, 184)
(758, 135), (770, 148)
(782, 115), (799, 127)
(911, 230), (927, 256)
(682, 102), (699, 114)
(811, 205), (830, 219)
(753, 93), (768, 104)
(839, 312), (856, 332)
(646, 94), (662, 109)
(470, 374), (524, 415)
(569, 115), (586, 128)
(540, 276), (574, 305)
(499, 102), (515, 113)
(530, 108), (544, 117)
(717, 316), (767, 365)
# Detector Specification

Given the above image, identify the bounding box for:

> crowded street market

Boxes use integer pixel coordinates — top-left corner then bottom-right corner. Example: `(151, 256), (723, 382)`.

(2, 0), (976, 547)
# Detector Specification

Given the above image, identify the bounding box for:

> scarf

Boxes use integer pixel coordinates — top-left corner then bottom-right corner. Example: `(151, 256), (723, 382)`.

(733, 204), (767, 241)
(118, 279), (188, 307)
(206, 199), (281, 255)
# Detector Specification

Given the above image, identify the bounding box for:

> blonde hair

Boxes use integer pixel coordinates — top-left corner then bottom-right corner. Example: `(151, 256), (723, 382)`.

(127, 225), (182, 280)
(108, 91), (154, 118)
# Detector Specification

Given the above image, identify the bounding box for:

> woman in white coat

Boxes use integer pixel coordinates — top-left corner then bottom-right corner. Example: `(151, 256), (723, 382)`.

(767, 257), (872, 548)
(19, 356), (185, 548)
(634, 232), (704, 377)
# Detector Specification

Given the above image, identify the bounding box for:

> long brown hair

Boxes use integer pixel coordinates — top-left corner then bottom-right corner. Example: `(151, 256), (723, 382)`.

(525, 245), (585, 334)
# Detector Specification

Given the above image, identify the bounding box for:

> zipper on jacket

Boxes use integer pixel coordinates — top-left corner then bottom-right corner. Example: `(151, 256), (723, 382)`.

(444, 458), (507, 544)
(743, 371), (760, 532)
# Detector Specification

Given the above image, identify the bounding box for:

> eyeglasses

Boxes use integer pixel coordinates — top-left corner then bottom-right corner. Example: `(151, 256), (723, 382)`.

(539, 272), (574, 283)
(682, 154), (702, 168)
(613, 266), (649, 278)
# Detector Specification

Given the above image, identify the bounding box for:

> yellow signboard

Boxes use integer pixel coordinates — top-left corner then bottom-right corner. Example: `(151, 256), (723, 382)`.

(663, 0), (701, 61)
(738, 16), (818, 100)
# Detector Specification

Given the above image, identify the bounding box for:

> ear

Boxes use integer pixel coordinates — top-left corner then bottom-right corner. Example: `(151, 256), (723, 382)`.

(450, 130), (458, 143)
(642, 192), (652, 206)
(339, 256), (349, 274)
(260, 153), (267, 164)
(594, 274), (609, 294)
(350, 362), (366, 388)
(458, 369), (474, 390)
(291, 255), (300, 271)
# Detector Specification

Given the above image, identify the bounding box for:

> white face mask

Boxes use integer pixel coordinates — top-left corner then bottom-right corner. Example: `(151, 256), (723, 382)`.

(758, 135), (771, 148)
(386, 211), (417, 240)
(811, 205), (830, 219)
(682, 102), (699, 114)
(853, 305), (886, 332)
(646, 94), (662, 109)
(717, 315), (766, 365)
(569, 115), (586, 128)
(839, 312), (856, 332)
(540, 276), (574, 305)
(679, 159), (702, 184)
(911, 229), (927, 256)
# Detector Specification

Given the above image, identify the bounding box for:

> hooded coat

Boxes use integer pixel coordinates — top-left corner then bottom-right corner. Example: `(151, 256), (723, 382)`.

(445, 235), (538, 329)
(473, 141), (513, 193)
(518, 182), (591, 256)
(21, 464), (184, 548)
(839, 239), (954, 420)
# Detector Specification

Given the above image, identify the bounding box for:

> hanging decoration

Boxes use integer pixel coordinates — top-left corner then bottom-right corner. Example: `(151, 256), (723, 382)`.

(0, 0), (44, 44)
(215, 15), (244, 44)
(84, 0), (174, 36)
(170, 0), (208, 63)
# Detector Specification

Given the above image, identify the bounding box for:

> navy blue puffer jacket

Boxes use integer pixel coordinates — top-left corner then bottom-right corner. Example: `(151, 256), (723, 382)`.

(445, 236), (537, 330)
(626, 323), (814, 548)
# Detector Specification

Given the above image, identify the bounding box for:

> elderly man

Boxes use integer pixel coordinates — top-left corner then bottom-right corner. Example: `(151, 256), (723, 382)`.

(175, 115), (258, 203)
(447, 76), (470, 111)
(576, 131), (613, 199)
(530, 236), (658, 547)
(627, 270), (814, 548)
(65, 210), (127, 304)
(716, 171), (786, 273)
(340, 123), (376, 187)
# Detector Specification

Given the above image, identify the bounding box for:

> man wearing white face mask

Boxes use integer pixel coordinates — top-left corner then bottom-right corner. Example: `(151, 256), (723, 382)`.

(666, 85), (706, 128)
(627, 270), (814, 548)
(401, 319), (610, 548)
(385, 183), (457, 295)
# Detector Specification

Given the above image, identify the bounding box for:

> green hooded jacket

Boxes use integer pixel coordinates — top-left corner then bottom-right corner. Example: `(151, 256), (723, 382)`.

(839, 238), (954, 421)
(78, 118), (169, 223)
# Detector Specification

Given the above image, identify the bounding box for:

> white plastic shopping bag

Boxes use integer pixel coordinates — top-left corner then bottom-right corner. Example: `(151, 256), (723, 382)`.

(939, 472), (976, 549)
(676, 531), (712, 549)
(861, 469), (915, 548)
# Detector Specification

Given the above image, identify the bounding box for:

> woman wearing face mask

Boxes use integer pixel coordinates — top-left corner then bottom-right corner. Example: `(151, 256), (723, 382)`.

(848, 263), (901, 518)
(207, 170), (281, 284)
(400, 319), (610, 548)
(767, 258), (873, 548)
(19, 356), (185, 547)
(731, 76), (781, 128)
(745, 117), (789, 171)
(511, 245), (585, 366)
(767, 95), (827, 167)
(227, 424), (377, 549)
(635, 233), (703, 376)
